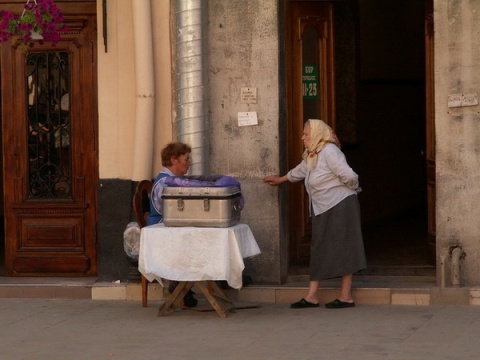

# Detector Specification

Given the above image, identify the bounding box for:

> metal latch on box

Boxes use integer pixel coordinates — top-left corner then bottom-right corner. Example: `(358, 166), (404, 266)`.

(176, 198), (210, 212)
(176, 199), (184, 211)
(233, 201), (240, 212)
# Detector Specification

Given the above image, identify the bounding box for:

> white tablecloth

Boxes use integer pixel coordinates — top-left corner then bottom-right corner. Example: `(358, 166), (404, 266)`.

(138, 223), (261, 289)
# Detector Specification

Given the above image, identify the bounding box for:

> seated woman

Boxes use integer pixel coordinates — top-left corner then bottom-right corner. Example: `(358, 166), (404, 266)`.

(147, 142), (192, 226)
(147, 141), (197, 307)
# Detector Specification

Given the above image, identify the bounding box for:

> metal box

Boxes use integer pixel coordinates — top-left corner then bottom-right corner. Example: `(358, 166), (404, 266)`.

(162, 185), (242, 227)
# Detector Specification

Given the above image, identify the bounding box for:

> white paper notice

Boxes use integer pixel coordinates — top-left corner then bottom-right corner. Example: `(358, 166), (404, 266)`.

(238, 112), (258, 127)
(241, 87), (257, 104)
(447, 93), (478, 108)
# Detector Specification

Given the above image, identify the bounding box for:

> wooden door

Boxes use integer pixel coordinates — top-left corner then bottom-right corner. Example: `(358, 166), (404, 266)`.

(286, 1), (335, 265)
(425, 0), (436, 265)
(1, 2), (98, 276)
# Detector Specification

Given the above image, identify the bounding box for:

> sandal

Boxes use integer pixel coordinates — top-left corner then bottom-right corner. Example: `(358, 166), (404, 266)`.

(325, 299), (355, 309)
(290, 298), (320, 309)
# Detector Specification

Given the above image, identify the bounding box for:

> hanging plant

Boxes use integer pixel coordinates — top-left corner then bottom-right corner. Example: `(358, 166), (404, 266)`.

(0, 0), (67, 51)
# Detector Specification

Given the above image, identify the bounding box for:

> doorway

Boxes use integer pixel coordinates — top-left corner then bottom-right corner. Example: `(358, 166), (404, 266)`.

(0, 2), (98, 276)
(286, 0), (433, 274)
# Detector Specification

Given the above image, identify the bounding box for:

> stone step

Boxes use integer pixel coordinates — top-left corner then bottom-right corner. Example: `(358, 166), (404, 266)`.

(0, 277), (95, 299)
(231, 285), (477, 306)
(1, 276), (479, 306)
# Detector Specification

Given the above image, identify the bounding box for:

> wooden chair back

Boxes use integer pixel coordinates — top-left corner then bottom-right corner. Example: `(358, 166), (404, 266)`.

(133, 180), (153, 229)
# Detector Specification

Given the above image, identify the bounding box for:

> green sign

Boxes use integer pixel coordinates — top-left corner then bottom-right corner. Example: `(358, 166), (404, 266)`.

(303, 65), (318, 99)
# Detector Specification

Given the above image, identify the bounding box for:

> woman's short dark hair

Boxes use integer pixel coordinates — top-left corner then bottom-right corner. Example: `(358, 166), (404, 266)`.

(161, 142), (192, 166)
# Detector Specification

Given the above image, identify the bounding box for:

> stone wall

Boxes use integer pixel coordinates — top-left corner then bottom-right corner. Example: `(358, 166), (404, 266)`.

(435, 1), (480, 286)
(207, 0), (285, 284)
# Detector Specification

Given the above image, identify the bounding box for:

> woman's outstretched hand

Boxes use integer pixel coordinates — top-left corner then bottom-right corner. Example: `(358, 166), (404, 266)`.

(263, 175), (287, 186)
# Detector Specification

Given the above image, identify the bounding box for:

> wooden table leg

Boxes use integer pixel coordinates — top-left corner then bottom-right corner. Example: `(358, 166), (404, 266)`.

(208, 281), (234, 307)
(157, 281), (193, 316)
(195, 281), (234, 318)
(158, 280), (236, 318)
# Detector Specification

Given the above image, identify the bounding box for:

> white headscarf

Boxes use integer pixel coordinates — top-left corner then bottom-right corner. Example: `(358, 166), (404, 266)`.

(302, 119), (341, 170)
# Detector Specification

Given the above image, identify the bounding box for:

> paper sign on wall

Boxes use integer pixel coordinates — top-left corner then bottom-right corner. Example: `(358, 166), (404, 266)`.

(447, 93), (478, 107)
(238, 112), (258, 126)
(241, 87), (257, 104)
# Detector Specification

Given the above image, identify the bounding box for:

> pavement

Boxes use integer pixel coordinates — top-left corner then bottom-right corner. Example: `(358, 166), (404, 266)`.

(1, 298), (480, 360)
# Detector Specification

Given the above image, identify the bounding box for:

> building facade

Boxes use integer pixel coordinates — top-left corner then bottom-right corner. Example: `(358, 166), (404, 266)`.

(1, 0), (479, 292)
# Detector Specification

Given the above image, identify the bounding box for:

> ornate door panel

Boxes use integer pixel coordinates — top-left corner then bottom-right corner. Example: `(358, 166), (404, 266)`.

(1, 3), (97, 275)
(286, 1), (335, 265)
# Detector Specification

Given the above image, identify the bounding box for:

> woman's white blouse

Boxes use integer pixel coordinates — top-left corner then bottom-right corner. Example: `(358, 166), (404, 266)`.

(287, 144), (359, 216)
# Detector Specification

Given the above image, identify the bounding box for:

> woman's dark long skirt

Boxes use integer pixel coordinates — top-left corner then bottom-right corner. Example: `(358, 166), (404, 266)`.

(310, 194), (367, 280)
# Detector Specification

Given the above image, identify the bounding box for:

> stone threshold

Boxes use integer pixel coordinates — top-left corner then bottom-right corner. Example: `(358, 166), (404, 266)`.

(0, 276), (479, 306)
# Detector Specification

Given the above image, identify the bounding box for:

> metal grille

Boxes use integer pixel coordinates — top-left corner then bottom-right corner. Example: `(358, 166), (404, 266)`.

(26, 51), (71, 199)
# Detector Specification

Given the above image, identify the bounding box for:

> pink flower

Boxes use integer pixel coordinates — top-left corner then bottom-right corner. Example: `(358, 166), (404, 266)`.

(0, 0), (67, 49)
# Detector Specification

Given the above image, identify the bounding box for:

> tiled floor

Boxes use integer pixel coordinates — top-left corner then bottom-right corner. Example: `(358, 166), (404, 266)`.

(2, 299), (480, 359)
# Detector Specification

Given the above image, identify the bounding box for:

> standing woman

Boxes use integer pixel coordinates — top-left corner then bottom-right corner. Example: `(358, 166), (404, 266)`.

(263, 119), (366, 309)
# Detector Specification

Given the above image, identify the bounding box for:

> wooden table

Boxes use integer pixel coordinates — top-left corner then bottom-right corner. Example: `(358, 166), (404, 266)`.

(138, 223), (261, 318)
